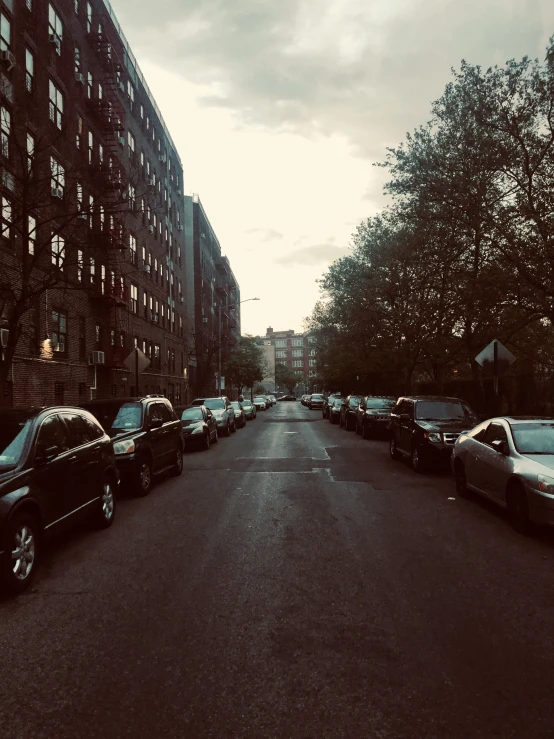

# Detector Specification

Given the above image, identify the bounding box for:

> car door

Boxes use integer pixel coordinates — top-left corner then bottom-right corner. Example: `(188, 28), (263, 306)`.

(58, 412), (97, 510)
(158, 402), (178, 467)
(462, 423), (489, 492)
(398, 400), (414, 453)
(205, 409), (216, 439)
(146, 402), (167, 472)
(475, 422), (514, 501)
(32, 413), (73, 528)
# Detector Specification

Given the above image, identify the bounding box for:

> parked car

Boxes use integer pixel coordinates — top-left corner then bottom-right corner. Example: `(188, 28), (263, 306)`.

(0, 406), (118, 594)
(355, 396), (397, 438)
(191, 397), (236, 436)
(81, 396), (183, 496)
(230, 401), (247, 428)
(268, 395), (277, 405)
(241, 399), (257, 419)
(174, 405), (218, 450)
(301, 395), (311, 406)
(389, 395), (479, 472)
(340, 395), (362, 430)
(263, 395), (274, 408)
(253, 396), (267, 411)
(322, 393), (342, 419)
(452, 416), (554, 533)
(328, 397), (345, 424)
(278, 395), (297, 402)
(308, 393), (325, 410)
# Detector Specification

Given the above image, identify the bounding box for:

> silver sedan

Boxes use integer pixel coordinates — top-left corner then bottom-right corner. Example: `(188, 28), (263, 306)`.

(451, 417), (554, 533)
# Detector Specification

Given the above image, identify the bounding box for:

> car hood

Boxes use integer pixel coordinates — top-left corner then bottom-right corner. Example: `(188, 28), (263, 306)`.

(416, 419), (477, 433)
(523, 454), (554, 473)
(211, 409), (225, 417)
(108, 428), (142, 440)
(181, 420), (205, 428)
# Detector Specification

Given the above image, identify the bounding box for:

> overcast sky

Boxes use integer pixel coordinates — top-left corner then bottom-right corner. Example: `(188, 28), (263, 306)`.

(111, 0), (553, 336)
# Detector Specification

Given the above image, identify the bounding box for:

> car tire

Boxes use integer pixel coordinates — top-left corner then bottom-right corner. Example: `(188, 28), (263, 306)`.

(213, 429), (219, 443)
(91, 475), (117, 528)
(204, 432), (211, 450)
(170, 444), (184, 475)
(223, 422), (231, 437)
(134, 457), (152, 497)
(390, 435), (401, 460)
(339, 414), (344, 427)
(346, 414), (354, 431)
(411, 444), (426, 473)
(362, 421), (371, 440)
(507, 483), (532, 535)
(231, 421), (236, 433)
(454, 461), (469, 498)
(355, 419), (361, 435)
(0, 512), (39, 594)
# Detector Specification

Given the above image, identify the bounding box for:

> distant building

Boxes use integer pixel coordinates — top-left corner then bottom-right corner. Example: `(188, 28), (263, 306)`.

(264, 326), (317, 393)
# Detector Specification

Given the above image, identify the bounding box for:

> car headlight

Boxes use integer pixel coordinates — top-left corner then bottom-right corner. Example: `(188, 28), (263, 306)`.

(424, 432), (441, 443)
(537, 474), (554, 493)
(113, 438), (136, 455)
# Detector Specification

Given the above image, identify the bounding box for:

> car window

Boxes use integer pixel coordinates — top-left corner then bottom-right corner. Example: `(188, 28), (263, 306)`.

(467, 421), (488, 442)
(60, 413), (91, 449)
(82, 414), (105, 440)
(156, 403), (172, 423)
(415, 401), (469, 420)
(483, 422), (508, 446)
(36, 415), (69, 453)
(0, 418), (33, 469)
(511, 423), (554, 454)
(366, 398), (396, 409)
(148, 403), (165, 424)
(203, 399), (225, 410)
(181, 408), (204, 421)
(112, 402), (142, 430)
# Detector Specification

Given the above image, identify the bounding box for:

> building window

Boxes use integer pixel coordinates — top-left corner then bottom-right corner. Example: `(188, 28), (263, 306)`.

(28, 215), (36, 254)
(128, 131), (135, 159)
(51, 234), (65, 270)
(143, 290), (147, 318)
(87, 71), (92, 99)
(0, 13), (10, 51)
(48, 5), (62, 53)
(130, 282), (138, 313)
(310, 349), (316, 356)
(98, 82), (103, 100)
(292, 338), (303, 347)
(26, 0), (33, 10)
(1, 196), (11, 242)
(51, 309), (67, 352)
(49, 80), (63, 129)
(292, 360), (303, 368)
(88, 194), (94, 228)
(26, 132), (35, 174)
(309, 359), (316, 367)
(129, 233), (137, 264)
(87, 130), (93, 165)
(120, 331), (125, 348)
(86, 1), (92, 33)
(0, 107), (9, 159)
(275, 339), (287, 348)
(74, 0), (79, 14)
(74, 43), (81, 73)
(276, 351), (287, 358)
(110, 329), (115, 347)
(25, 49), (34, 93)
(95, 323), (100, 345)
(154, 344), (161, 370)
(127, 81), (134, 109)
(292, 349), (303, 357)
(308, 336), (315, 344)
(78, 316), (86, 360)
(50, 156), (65, 195)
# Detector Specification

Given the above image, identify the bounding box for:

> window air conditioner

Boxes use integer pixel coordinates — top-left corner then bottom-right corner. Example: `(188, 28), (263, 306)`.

(75, 72), (85, 84)
(147, 178), (155, 187)
(89, 351), (105, 365)
(158, 154), (166, 163)
(147, 225), (154, 234)
(117, 134), (125, 146)
(177, 225), (183, 232)
(152, 314), (159, 323)
(176, 189), (182, 196)
(202, 317), (208, 323)
(48, 34), (61, 51)
(51, 186), (63, 199)
(179, 297), (184, 304)
(0, 50), (16, 70)
(78, 212), (88, 220)
(143, 264), (151, 273)
(118, 81), (125, 92)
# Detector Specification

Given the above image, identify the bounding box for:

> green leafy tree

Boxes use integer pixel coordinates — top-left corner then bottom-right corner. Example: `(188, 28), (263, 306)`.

(275, 362), (298, 393)
(222, 335), (265, 397)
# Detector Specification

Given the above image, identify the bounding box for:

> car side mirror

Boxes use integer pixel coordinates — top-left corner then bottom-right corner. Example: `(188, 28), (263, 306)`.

(149, 417), (163, 430)
(491, 439), (509, 455)
(400, 413), (411, 423)
(35, 443), (60, 465)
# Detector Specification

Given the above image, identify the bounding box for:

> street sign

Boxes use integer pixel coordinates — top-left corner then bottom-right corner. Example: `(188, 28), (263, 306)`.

(123, 347), (150, 374)
(475, 340), (516, 370)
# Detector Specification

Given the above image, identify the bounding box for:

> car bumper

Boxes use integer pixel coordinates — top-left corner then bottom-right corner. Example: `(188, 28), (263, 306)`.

(423, 444), (455, 462)
(310, 403), (324, 409)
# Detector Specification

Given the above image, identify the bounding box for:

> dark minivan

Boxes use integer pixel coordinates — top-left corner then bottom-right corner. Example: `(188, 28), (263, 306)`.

(389, 395), (479, 472)
(0, 406), (118, 594)
(80, 396), (183, 496)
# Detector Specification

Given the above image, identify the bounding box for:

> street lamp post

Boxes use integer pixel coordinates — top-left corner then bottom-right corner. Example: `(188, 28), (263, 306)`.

(217, 297), (260, 395)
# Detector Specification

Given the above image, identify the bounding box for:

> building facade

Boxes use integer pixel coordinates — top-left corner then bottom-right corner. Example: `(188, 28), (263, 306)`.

(0, 0), (240, 408)
(264, 326), (317, 393)
(184, 193), (240, 398)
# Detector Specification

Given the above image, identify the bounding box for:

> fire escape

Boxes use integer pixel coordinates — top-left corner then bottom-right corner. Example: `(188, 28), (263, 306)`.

(86, 28), (131, 373)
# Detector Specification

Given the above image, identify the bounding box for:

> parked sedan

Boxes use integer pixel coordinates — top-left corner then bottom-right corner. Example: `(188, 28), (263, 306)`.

(308, 393), (325, 410)
(452, 417), (554, 533)
(278, 395), (297, 402)
(340, 395), (362, 430)
(355, 396), (397, 438)
(174, 405), (218, 450)
(328, 397), (344, 424)
(191, 397), (236, 436)
(253, 396), (267, 411)
(301, 395), (311, 406)
(241, 399), (257, 419)
(231, 401), (247, 428)
(0, 407), (118, 594)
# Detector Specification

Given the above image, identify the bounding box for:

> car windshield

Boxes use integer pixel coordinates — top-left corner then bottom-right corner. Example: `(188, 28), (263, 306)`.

(415, 401), (471, 420)
(0, 419), (32, 469)
(312, 394), (324, 400)
(333, 399), (344, 407)
(254, 397), (265, 402)
(366, 398), (396, 409)
(511, 423), (554, 454)
(111, 403), (142, 430)
(231, 402), (242, 409)
(349, 397), (360, 407)
(203, 399), (225, 410)
(181, 408), (203, 421)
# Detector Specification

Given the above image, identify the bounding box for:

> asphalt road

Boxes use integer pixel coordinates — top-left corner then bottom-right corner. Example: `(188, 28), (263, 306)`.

(2, 402), (554, 738)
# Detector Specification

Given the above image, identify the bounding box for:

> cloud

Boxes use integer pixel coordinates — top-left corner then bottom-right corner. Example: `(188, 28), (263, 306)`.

(111, 0), (553, 160)
(275, 242), (351, 267)
(245, 228), (284, 241)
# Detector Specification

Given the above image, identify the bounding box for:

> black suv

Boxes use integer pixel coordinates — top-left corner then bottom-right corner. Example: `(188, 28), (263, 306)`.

(0, 406), (118, 594)
(80, 396), (183, 496)
(389, 396), (479, 472)
(355, 396), (397, 438)
(340, 395), (362, 431)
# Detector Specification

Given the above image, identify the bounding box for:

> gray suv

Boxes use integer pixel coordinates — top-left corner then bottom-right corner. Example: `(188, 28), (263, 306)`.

(191, 397), (236, 436)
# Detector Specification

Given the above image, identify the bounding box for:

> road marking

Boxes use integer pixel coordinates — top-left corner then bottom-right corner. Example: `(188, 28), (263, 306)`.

(284, 432), (298, 434)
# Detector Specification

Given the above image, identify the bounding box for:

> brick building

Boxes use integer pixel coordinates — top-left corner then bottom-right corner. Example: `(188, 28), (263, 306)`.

(0, 0), (192, 407)
(265, 327), (317, 393)
(184, 193), (240, 397)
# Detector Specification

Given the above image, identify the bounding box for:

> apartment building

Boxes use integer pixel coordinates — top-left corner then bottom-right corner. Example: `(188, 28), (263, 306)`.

(0, 0), (189, 406)
(265, 326), (317, 390)
(184, 193), (240, 397)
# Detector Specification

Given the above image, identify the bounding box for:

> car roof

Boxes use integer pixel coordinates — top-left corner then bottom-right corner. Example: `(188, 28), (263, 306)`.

(498, 416), (554, 424)
(398, 395), (467, 402)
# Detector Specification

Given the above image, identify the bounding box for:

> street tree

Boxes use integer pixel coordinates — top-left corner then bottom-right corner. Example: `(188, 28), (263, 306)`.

(222, 335), (265, 397)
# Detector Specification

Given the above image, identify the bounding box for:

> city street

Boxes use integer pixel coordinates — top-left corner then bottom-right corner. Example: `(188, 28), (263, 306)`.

(1, 402), (554, 739)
